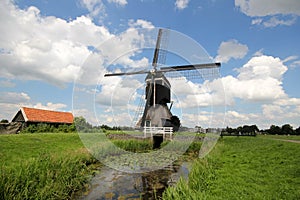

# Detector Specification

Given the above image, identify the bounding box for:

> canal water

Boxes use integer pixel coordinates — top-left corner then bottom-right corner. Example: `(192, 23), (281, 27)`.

(80, 162), (190, 200)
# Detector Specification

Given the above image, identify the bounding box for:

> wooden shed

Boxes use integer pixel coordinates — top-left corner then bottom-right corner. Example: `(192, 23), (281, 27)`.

(12, 107), (74, 126)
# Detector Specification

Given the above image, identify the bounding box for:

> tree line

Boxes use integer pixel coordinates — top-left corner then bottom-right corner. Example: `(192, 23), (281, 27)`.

(223, 125), (259, 136)
(223, 124), (300, 136)
(262, 124), (300, 135)
(2, 116), (300, 135)
(16, 116), (126, 133)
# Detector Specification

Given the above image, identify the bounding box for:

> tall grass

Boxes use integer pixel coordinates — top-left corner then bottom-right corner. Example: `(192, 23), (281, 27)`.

(0, 154), (93, 199)
(112, 139), (153, 152)
(0, 133), (97, 199)
(163, 136), (300, 199)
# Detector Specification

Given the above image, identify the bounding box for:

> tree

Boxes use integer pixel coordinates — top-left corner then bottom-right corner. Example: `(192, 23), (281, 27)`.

(281, 124), (295, 135)
(171, 115), (181, 132)
(237, 126), (243, 134)
(295, 127), (300, 136)
(226, 126), (236, 135)
(0, 119), (9, 123)
(268, 125), (281, 135)
(73, 116), (92, 132)
(100, 124), (113, 130)
(250, 125), (259, 133)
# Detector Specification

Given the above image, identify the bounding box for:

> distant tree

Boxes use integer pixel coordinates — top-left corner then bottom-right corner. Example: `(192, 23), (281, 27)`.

(0, 119), (9, 123)
(237, 126), (243, 134)
(242, 125), (259, 135)
(226, 126), (236, 135)
(171, 115), (181, 132)
(250, 125), (259, 133)
(295, 127), (300, 136)
(73, 116), (92, 132)
(281, 124), (295, 135)
(268, 125), (281, 135)
(100, 124), (113, 130)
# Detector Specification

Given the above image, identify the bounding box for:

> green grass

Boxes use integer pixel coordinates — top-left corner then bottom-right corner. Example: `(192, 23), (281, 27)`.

(112, 139), (153, 152)
(163, 136), (300, 200)
(4, 132), (298, 199)
(0, 133), (97, 199)
(0, 133), (91, 166)
(259, 134), (300, 141)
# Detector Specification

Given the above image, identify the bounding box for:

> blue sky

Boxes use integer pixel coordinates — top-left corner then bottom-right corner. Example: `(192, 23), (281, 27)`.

(0, 0), (299, 129)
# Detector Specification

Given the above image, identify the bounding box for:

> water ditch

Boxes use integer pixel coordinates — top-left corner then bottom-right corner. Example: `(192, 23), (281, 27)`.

(78, 133), (205, 199)
(80, 161), (191, 200)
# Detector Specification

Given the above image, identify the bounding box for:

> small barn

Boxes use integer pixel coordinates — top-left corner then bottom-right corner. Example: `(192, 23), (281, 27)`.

(12, 107), (74, 127)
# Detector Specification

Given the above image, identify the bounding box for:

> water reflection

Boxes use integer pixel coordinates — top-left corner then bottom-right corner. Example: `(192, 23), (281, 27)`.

(80, 162), (190, 200)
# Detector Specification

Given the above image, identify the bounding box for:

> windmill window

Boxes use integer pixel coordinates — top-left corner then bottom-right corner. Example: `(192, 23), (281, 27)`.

(145, 120), (151, 127)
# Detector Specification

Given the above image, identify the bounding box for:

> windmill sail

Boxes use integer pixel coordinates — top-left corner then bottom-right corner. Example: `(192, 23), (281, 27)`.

(103, 28), (221, 130)
(152, 29), (169, 68)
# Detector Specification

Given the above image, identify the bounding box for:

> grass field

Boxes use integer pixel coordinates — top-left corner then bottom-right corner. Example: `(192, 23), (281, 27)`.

(1, 133), (299, 199)
(259, 134), (300, 141)
(163, 136), (300, 199)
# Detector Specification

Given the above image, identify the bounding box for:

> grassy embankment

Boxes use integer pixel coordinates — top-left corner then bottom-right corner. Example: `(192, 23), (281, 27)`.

(0, 133), (97, 199)
(163, 135), (300, 199)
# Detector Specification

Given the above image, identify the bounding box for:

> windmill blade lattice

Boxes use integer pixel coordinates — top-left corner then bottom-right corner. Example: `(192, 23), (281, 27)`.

(165, 66), (221, 80)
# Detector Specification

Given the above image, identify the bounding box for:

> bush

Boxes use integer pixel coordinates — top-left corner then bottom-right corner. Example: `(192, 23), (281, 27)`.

(21, 123), (76, 133)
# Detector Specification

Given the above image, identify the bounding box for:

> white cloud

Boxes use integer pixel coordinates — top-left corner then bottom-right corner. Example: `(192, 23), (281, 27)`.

(223, 55), (287, 102)
(237, 55), (287, 80)
(108, 0), (127, 6)
(80, 0), (127, 20)
(0, 91), (69, 121)
(235, 0), (300, 27)
(206, 54), (300, 129)
(0, 1), (153, 88)
(262, 97), (300, 123)
(282, 55), (300, 69)
(251, 18), (263, 25)
(282, 55), (298, 63)
(253, 48), (264, 56)
(175, 0), (190, 10)
(80, 0), (106, 18)
(215, 39), (248, 63)
(0, 2), (113, 86)
(0, 80), (16, 88)
(33, 102), (68, 111)
(235, 0), (300, 17)
(188, 55), (288, 109)
(261, 16), (297, 28)
(291, 60), (300, 69)
(96, 77), (142, 107)
(0, 92), (30, 104)
(128, 19), (155, 29)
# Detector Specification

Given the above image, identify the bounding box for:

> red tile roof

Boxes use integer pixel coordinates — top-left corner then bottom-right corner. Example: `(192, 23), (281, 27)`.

(21, 107), (74, 124)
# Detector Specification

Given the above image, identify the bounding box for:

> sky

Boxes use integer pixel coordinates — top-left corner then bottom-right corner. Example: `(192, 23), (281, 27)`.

(0, 0), (299, 130)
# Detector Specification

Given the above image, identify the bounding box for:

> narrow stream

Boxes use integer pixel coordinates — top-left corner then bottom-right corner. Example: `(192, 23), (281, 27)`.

(80, 162), (190, 200)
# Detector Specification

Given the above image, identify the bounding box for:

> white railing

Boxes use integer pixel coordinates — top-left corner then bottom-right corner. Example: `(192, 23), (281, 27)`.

(143, 126), (173, 139)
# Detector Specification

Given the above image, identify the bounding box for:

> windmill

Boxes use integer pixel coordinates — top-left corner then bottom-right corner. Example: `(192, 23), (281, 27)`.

(104, 29), (220, 132)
